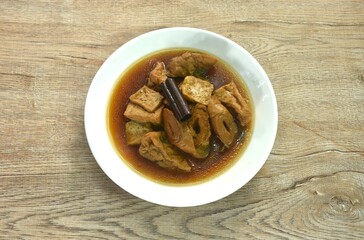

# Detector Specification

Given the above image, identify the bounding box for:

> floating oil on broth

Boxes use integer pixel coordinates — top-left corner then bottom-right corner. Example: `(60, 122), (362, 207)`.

(107, 49), (254, 185)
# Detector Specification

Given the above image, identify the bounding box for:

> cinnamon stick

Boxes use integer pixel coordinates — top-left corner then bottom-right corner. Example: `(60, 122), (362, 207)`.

(160, 78), (191, 121)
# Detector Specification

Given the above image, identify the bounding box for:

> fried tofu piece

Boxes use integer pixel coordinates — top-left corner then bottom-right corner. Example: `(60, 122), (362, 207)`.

(207, 97), (238, 148)
(125, 121), (153, 145)
(124, 103), (163, 125)
(214, 82), (252, 127)
(139, 132), (191, 172)
(188, 103), (211, 158)
(147, 61), (168, 88)
(180, 76), (214, 105)
(129, 85), (164, 112)
(167, 52), (217, 77)
(163, 108), (196, 156)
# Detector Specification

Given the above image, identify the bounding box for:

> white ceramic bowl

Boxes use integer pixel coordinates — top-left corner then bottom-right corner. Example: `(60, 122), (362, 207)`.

(85, 27), (278, 207)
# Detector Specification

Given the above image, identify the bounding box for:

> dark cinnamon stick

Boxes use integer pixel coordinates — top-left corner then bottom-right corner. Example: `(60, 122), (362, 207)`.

(160, 78), (191, 121)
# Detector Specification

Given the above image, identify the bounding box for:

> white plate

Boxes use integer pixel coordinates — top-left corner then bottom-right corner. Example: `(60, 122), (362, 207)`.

(84, 27), (278, 207)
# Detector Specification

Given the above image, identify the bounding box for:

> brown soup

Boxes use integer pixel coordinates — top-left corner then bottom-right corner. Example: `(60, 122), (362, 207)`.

(107, 49), (254, 185)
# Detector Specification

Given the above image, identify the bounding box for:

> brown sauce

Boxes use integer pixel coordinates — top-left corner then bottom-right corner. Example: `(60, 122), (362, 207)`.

(107, 49), (254, 185)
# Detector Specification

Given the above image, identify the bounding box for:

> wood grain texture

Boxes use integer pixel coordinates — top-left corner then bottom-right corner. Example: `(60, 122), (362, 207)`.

(0, 0), (363, 239)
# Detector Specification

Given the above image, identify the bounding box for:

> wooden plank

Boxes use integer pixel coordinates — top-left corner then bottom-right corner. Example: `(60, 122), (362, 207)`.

(0, 0), (363, 239)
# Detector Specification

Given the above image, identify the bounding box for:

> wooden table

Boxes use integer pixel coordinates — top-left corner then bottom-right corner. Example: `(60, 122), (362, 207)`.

(1, 1), (363, 239)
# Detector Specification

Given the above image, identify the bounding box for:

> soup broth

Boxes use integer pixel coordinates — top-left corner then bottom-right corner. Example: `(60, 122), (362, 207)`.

(107, 49), (254, 185)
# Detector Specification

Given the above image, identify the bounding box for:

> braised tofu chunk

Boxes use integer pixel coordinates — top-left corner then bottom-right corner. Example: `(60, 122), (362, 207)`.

(147, 61), (167, 88)
(139, 132), (191, 172)
(125, 121), (153, 145)
(167, 52), (217, 77)
(188, 103), (211, 159)
(180, 76), (214, 105)
(207, 97), (238, 148)
(163, 108), (196, 156)
(214, 82), (252, 127)
(129, 85), (164, 112)
(124, 103), (163, 125)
